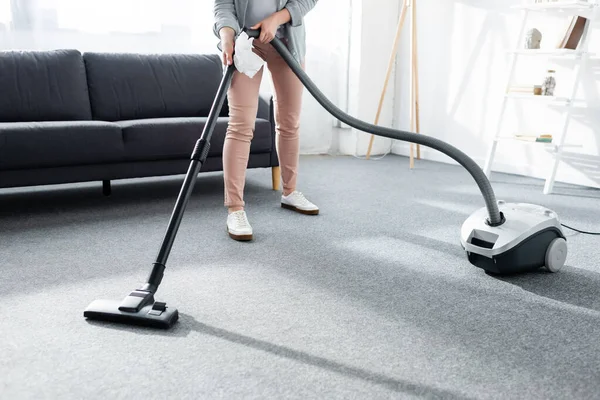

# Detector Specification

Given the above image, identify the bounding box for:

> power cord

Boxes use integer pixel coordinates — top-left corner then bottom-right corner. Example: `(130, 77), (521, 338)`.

(352, 139), (394, 160)
(561, 223), (600, 236)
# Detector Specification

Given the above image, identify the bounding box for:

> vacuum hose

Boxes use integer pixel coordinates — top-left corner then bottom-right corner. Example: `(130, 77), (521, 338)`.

(244, 29), (504, 226)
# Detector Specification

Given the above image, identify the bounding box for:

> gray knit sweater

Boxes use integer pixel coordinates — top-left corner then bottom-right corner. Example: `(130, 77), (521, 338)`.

(213, 0), (318, 63)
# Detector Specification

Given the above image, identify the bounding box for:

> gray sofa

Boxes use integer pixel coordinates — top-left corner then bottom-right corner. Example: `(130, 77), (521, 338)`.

(0, 49), (279, 195)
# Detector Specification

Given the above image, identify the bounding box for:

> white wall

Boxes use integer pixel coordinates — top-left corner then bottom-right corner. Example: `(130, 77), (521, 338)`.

(391, 0), (600, 190)
(335, 0), (401, 157)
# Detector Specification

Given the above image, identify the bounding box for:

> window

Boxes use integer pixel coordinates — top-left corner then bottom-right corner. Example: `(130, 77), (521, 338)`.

(54, 0), (163, 34)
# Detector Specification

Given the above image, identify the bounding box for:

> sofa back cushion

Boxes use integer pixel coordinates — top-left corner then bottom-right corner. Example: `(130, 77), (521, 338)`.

(0, 49), (92, 122)
(83, 52), (227, 121)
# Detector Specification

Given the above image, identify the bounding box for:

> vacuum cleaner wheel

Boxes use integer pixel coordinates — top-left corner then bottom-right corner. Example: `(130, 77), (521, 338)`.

(545, 237), (568, 273)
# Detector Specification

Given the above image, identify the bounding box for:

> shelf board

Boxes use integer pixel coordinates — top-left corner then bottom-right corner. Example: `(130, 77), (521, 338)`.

(505, 93), (571, 103)
(508, 48), (593, 57)
(497, 135), (554, 143)
(513, 1), (595, 12)
(495, 136), (583, 148)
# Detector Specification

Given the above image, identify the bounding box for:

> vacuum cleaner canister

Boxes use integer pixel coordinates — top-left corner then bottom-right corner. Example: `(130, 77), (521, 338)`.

(460, 201), (567, 274)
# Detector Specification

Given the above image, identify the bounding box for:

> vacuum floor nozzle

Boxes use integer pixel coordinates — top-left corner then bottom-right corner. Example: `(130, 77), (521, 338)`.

(84, 299), (179, 329)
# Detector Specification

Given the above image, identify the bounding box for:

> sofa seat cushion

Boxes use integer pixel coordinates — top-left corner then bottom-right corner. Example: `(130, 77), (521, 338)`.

(0, 121), (124, 170)
(116, 117), (272, 161)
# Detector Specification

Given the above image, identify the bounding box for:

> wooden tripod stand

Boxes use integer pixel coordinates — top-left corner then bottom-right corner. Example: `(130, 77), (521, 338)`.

(365, 0), (420, 167)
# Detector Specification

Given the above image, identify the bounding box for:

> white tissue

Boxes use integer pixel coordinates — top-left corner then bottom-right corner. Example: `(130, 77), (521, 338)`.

(233, 32), (265, 78)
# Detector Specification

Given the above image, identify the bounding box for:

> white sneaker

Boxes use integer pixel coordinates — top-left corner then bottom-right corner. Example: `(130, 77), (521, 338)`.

(281, 191), (319, 215)
(227, 210), (253, 241)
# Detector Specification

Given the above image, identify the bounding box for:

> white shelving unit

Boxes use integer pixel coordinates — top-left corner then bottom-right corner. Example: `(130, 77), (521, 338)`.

(483, 0), (599, 194)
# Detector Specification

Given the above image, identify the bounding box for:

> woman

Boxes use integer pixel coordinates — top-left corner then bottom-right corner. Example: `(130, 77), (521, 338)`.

(214, 0), (319, 241)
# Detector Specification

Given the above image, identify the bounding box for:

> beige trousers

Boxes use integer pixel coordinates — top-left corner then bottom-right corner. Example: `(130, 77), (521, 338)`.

(223, 39), (304, 208)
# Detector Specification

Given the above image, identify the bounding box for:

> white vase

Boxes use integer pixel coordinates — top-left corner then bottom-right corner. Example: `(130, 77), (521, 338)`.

(525, 28), (542, 49)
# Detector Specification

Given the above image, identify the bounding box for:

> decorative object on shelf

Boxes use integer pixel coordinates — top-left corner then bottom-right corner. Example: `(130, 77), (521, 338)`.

(557, 16), (588, 49)
(525, 28), (542, 49)
(541, 69), (556, 95)
(534, 85), (542, 95)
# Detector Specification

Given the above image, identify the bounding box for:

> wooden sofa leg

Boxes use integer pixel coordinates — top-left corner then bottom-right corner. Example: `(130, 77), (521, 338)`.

(102, 180), (112, 196)
(271, 166), (281, 191)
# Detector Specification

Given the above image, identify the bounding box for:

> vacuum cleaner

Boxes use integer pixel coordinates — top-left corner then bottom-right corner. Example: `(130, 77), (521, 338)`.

(83, 28), (568, 329)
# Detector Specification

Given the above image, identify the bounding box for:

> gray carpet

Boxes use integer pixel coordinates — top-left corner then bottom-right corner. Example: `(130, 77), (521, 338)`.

(1, 154), (600, 400)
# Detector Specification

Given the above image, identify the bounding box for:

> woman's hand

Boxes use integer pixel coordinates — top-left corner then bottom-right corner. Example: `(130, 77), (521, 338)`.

(251, 9), (291, 44)
(219, 27), (236, 65)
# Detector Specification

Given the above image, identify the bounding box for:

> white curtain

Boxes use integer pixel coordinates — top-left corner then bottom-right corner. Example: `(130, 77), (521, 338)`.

(0, 0), (351, 154)
(0, 0), (220, 53)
